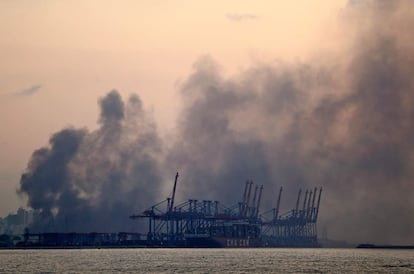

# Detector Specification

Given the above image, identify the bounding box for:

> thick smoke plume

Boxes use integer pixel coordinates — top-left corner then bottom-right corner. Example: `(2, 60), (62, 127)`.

(19, 1), (414, 244)
(19, 90), (163, 232)
(168, 1), (414, 244)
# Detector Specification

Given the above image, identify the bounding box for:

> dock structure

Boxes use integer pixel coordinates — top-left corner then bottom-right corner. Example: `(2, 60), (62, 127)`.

(261, 187), (322, 247)
(19, 232), (144, 247)
(130, 173), (322, 247)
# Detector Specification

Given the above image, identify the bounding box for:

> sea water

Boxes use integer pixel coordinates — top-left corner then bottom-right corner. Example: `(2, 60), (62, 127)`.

(0, 248), (413, 273)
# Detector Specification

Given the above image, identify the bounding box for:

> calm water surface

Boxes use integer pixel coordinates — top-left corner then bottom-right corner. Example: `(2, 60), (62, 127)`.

(0, 248), (413, 273)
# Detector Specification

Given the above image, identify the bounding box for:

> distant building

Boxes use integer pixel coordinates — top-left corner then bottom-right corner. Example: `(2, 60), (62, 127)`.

(0, 217), (5, 234)
(1, 208), (33, 236)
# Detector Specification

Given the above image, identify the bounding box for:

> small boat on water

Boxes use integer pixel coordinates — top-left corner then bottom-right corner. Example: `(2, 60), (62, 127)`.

(357, 244), (414, 249)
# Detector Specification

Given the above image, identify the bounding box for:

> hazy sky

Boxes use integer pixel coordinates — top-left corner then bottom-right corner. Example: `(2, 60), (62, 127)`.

(0, 1), (346, 216)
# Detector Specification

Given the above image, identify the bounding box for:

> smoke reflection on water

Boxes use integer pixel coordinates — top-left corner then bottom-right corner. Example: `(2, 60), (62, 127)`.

(0, 248), (412, 273)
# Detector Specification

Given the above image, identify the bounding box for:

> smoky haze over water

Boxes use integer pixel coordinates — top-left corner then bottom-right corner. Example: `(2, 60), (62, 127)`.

(18, 1), (414, 244)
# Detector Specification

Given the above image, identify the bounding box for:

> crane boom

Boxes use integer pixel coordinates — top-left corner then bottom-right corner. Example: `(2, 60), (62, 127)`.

(169, 172), (179, 213)
(302, 190), (308, 218)
(310, 187), (317, 220)
(306, 190), (313, 219)
(295, 189), (302, 217)
(245, 180), (253, 217)
(251, 185), (259, 217)
(274, 187), (283, 221)
(315, 187), (323, 221)
(256, 185), (264, 218)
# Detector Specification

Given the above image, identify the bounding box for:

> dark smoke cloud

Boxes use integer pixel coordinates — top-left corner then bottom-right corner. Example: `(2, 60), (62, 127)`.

(19, 90), (163, 232)
(19, 128), (86, 230)
(168, 1), (414, 244)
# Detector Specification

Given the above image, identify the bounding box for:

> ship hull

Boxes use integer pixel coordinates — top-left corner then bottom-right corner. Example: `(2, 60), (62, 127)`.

(185, 236), (261, 248)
